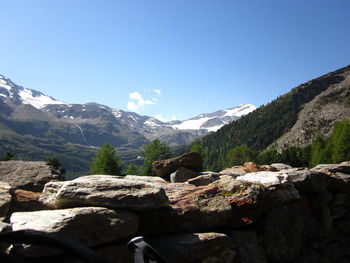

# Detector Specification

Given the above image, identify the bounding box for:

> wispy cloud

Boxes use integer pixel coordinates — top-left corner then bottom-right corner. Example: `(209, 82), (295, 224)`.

(152, 89), (161, 95)
(127, 91), (155, 111)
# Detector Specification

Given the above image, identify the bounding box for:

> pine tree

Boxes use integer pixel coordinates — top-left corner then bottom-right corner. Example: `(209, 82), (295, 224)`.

(126, 163), (140, 175)
(90, 143), (123, 175)
(142, 139), (172, 176)
(225, 145), (256, 167)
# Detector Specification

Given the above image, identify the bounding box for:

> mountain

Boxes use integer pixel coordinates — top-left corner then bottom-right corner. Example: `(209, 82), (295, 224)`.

(0, 74), (255, 174)
(195, 65), (350, 171)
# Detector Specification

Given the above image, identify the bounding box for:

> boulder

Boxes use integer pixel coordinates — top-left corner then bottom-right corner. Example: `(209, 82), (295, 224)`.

(244, 162), (277, 173)
(170, 166), (198, 183)
(0, 181), (11, 219)
(311, 164), (350, 174)
(261, 202), (305, 262)
(10, 207), (139, 257)
(39, 175), (169, 210)
(0, 161), (63, 192)
(148, 232), (236, 263)
(10, 189), (48, 212)
(152, 152), (203, 177)
(230, 230), (267, 263)
(219, 166), (246, 175)
(187, 173), (220, 186)
(161, 183), (232, 231)
(271, 163), (293, 171)
(236, 171), (289, 187)
(284, 170), (329, 193)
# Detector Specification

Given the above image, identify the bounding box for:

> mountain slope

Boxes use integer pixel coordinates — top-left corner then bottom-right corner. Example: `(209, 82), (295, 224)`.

(196, 65), (350, 170)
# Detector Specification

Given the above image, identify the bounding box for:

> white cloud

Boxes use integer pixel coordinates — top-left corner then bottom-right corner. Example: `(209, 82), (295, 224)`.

(127, 91), (155, 111)
(153, 89), (161, 95)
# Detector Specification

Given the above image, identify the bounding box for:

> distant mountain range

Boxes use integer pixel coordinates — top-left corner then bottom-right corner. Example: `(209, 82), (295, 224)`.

(0, 74), (256, 174)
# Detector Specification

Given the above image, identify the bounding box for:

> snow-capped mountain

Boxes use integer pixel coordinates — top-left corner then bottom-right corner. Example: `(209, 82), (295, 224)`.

(0, 74), (256, 147)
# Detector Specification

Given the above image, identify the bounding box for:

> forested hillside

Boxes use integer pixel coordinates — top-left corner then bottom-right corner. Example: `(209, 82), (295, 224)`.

(195, 65), (350, 170)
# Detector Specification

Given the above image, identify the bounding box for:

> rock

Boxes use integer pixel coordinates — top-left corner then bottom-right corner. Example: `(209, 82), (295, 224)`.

(262, 202), (305, 262)
(244, 162), (277, 173)
(340, 161), (350, 165)
(212, 175), (266, 226)
(236, 171), (289, 187)
(328, 172), (350, 192)
(161, 183), (232, 231)
(152, 152), (203, 177)
(0, 161), (63, 191)
(187, 173), (220, 186)
(0, 181), (11, 219)
(10, 207), (139, 257)
(0, 221), (12, 253)
(9, 189), (48, 212)
(39, 175), (169, 210)
(170, 166), (198, 183)
(230, 230), (267, 263)
(124, 175), (167, 184)
(219, 166), (246, 175)
(148, 232), (236, 263)
(311, 164), (350, 174)
(284, 170), (329, 192)
(271, 163), (293, 171)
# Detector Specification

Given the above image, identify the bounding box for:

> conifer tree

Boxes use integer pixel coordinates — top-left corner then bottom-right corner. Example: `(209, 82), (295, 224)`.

(90, 143), (123, 175)
(142, 139), (172, 176)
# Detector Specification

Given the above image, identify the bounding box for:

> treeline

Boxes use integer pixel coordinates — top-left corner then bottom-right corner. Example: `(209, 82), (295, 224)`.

(194, 66), (348, 171)
(190, 120), (350, 170)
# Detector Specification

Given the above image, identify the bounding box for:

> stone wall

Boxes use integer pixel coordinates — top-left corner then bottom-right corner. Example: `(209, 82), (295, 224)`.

(0, 159), (349, 263)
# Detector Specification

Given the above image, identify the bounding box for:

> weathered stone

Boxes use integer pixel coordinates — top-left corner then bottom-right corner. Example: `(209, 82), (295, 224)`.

(311, 164), (350, 174)
(271, 163), (293, 171)
(10, 207), (139, 257)
(285, 170), (329, 192)
(161, 183), (232, 231)
(262, 202), (305, 262)
(0, 161), (63, 191)
(10, 189), (47, 212)
(170, 166), (198, 183)
(148, 232), (236, 263)
(39, 175), (169, 210)
(212, 175), (266, 226)
(244, 162), (277, 173)
(152, 152), (203, 177)
(0, 181), (11, 219)
(236, 171), (289, 187)
(124, 175), (167, 184)
(230, 230), (267, 263)
(328, 172), (350, 192)
(219, 166), (246, 175)
(187, 173), (220, 186)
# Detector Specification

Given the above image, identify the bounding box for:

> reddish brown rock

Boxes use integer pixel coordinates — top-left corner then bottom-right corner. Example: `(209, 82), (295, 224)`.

(10, 189), (48, 212)
(160, 183), (232, 231)
(152, 152), (203, 178)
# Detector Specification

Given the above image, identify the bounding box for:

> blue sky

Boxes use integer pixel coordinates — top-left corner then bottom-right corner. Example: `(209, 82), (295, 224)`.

(1, 0), (349, 121)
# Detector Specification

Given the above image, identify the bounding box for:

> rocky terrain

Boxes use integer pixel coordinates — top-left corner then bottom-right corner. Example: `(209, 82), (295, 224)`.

(0, 155), (349, 263)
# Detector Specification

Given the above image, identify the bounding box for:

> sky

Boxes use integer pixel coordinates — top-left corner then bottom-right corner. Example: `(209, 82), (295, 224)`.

(0, 0), (350, 121)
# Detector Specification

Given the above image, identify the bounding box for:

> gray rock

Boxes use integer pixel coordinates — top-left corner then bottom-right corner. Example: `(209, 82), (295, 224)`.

(148, 232), (236, 263)
(39, 175), (169, 210)
(230, 230), (267, 263)
(285, 170), (329, 192)
(0, 181), (11, 219)
(0, 161), (63, 191)
(262, 202), (305, 262)
(311, 164), (350, 174)
(10, 207), (139, 257)
(219, 166), (246, 175)
(187, 173), (220, 186)
(170, 166), (198, 183)
(271, 163), (293, 171)
(124, 175), (167, 184)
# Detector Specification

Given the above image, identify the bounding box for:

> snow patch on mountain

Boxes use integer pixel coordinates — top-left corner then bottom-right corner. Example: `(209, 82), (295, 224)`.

(18, 89), (66, 109)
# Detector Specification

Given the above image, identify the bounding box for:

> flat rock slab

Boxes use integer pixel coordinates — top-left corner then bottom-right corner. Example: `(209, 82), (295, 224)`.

(148, 232), (236, 263)
(152, 152), (203, 177)
(0, 161), (62, 191)
(39, 175), (169, 210)
(0, 181), (11, 219)
(311, 164), (350, 174)
(170, 166), (198, 183)
(10, 207), (139, 257)
(124, 175), (167, 184)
